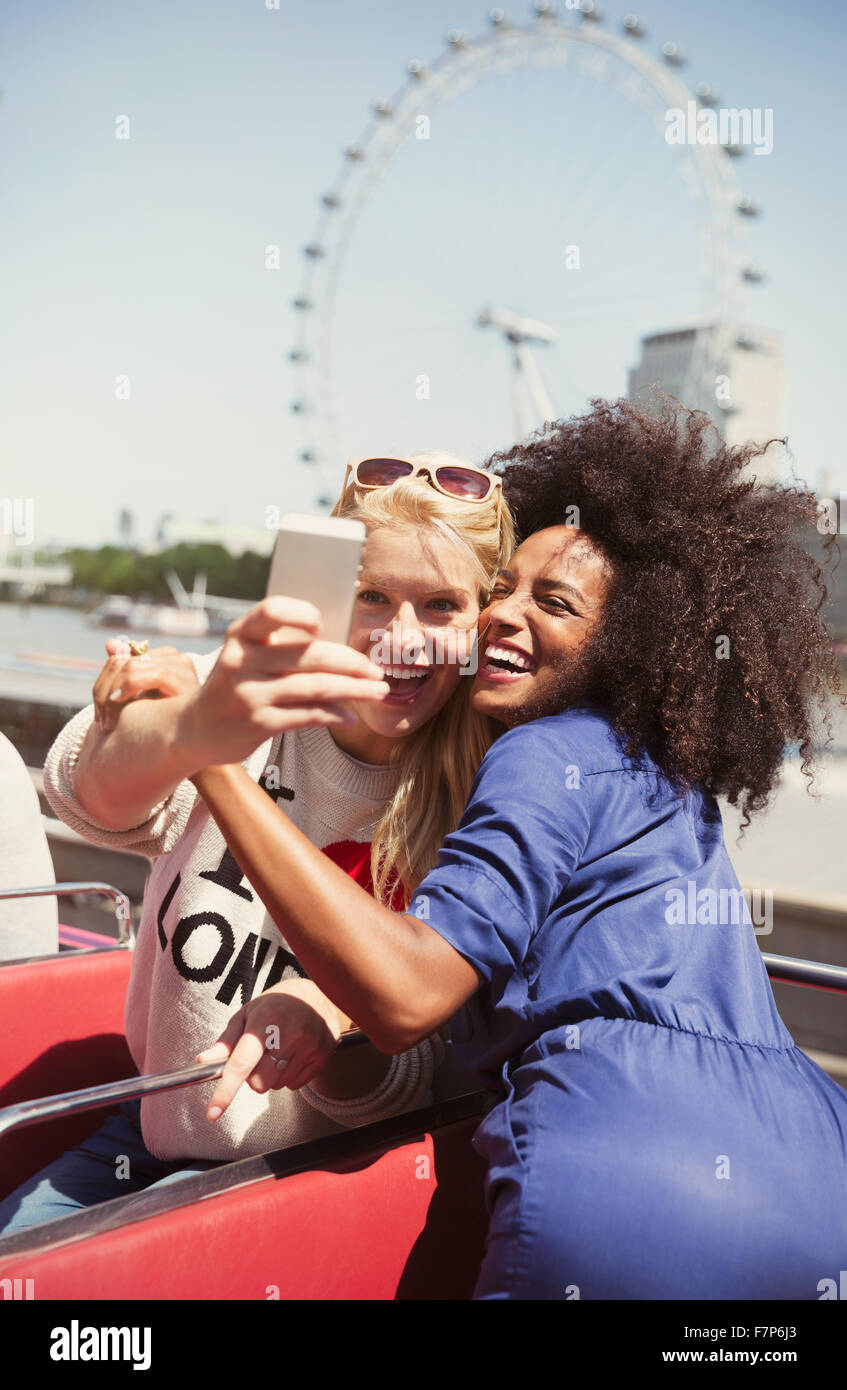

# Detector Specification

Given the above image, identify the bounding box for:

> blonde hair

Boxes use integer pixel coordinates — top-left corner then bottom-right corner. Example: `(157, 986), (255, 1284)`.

(332, 452), (514, 905)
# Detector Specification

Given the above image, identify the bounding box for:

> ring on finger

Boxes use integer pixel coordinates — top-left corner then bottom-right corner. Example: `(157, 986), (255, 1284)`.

(275, 1056), (289, 1072)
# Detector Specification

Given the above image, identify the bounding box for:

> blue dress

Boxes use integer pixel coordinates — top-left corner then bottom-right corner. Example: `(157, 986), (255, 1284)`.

(410, 710), (847, 1299)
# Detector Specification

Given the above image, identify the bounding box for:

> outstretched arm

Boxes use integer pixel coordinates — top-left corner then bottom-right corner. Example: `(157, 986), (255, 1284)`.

(191, 763), (482, 1053)
(70, 599), (389, 832)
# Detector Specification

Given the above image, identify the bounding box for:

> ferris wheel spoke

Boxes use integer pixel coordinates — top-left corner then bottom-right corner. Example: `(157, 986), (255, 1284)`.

(292, 14), (754, 495)
(563, 132), (681, 260)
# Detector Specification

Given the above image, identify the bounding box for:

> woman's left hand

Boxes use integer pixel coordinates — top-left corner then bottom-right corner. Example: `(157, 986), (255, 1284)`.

(196, 979), (350, 1121)
(93, 639), (200, 733)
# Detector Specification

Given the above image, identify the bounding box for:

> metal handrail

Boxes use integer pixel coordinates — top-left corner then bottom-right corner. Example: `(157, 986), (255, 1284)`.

(0, 954), (843, 1143)
(0, 882), (133, 946)
(762, 952), (847, 995)
(0, 1031), (371, 1141)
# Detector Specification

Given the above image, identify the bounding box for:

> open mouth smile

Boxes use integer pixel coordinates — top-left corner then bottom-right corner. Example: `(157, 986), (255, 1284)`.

(479, 643), (538, 683)
(378, 664), (435, 704)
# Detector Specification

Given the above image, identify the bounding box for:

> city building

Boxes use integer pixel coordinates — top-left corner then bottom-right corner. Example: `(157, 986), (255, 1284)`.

(628, 324), (786, 483)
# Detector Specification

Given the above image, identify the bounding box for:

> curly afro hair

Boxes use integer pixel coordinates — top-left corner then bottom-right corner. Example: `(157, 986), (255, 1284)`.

(490, 396), (844, 826)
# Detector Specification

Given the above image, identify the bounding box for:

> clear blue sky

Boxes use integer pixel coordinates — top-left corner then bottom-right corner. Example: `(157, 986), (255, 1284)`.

(2, 0), (845, 549)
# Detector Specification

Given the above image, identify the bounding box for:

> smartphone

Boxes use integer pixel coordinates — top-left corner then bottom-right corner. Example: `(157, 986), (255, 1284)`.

(265, 514), (366, 645)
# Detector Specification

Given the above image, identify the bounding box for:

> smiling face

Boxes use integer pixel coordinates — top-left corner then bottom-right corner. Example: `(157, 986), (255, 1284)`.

(472, 525), (611, 726)
(336, 524), (481, 760)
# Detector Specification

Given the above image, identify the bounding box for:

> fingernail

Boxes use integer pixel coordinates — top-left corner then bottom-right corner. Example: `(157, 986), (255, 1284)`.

(110, 689), (123, 701)
(208, 1106), (222, 1121)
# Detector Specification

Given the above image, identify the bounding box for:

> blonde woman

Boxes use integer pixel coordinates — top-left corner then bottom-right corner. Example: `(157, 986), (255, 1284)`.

(0, 455), (513, 1235)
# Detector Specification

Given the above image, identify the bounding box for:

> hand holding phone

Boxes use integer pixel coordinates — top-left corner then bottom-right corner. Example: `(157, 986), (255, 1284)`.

(265, 514), (367, 645)
(176, 516), (387, 767)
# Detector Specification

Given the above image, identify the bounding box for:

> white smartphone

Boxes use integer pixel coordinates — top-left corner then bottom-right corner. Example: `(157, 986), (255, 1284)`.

(265, 514), (367, 645)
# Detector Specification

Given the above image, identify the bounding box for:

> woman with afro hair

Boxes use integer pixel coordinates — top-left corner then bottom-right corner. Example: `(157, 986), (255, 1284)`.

(130, 398), (847, 1297)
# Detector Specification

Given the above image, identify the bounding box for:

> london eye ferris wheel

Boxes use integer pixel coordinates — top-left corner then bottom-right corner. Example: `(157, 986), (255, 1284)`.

(289, 4), (763, 507)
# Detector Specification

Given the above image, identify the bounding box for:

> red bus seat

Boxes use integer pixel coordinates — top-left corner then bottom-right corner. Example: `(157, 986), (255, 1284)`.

(0, 1091), (490, 1299)
(0, 947), (134, 1199)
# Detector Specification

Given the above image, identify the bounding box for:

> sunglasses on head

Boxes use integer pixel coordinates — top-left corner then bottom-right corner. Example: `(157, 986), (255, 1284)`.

(344, 455), (502, 504)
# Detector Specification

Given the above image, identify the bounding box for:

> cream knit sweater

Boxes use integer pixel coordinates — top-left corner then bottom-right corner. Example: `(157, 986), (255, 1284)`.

(42, 649), (441, 1162)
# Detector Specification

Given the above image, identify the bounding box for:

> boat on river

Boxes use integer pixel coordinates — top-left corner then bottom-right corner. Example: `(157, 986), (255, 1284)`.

(86, 595), (211, 639)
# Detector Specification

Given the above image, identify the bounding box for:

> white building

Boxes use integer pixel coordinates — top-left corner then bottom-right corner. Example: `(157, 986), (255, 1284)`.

(628, 324), (786, 483)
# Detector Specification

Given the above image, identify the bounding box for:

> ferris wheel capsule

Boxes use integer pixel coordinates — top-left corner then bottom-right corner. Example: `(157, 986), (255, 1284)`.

(661, 41), (685, 65)
(695, 82), (720, 107)
(290, 9), (761, 494)
(737, 195), (760, 217)
(622, 14), (645, 37)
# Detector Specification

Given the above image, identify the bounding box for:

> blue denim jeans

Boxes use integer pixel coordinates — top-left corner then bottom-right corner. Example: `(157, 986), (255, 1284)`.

(0, 1098), (223, 1237)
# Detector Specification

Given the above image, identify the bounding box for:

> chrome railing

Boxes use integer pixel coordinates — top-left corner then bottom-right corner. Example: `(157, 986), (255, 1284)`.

(0, 955), (843, 1143)
(762, 953), (847, 994)
(0, 1032), (371, 1141)
(0, 882), (132, 946)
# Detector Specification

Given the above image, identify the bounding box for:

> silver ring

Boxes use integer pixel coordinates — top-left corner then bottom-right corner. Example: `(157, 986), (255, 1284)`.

(275, 1056), (289, 1072)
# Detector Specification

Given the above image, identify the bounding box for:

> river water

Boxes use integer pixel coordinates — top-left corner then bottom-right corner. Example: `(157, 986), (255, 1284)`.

(0, 601), (223, 662)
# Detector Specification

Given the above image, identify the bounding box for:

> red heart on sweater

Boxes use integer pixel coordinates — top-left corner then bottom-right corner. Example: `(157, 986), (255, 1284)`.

(321, 839), (373, 885)
(321, 840), (405, 909)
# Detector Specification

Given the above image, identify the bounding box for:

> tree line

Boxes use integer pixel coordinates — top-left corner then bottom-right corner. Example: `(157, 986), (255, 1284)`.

(59, 542), (270, 601)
